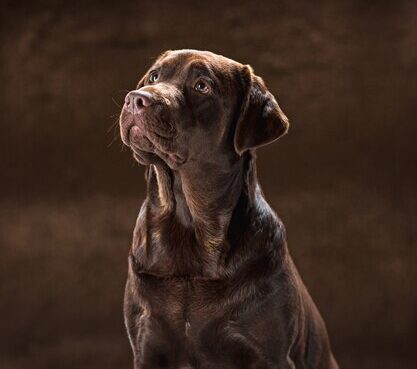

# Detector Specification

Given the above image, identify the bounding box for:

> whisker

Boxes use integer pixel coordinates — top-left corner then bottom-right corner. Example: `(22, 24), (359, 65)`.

(107, 135), (119, 148)
(107, 118), (119, 133)
(112, 97), (122, 109)
(106, 115), (122, 148)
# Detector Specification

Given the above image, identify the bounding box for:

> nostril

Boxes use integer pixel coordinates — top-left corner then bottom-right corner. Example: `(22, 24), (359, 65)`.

(125, 91), (153, 112)
(137, 92), (153, 107)
(136, 97), (144, 108)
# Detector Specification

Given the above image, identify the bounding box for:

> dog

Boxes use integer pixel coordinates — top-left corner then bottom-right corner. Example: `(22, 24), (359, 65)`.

(119, 49), (338, 369)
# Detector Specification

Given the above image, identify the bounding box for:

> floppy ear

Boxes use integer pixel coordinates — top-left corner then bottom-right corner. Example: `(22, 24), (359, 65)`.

(234, 65), (289, 155)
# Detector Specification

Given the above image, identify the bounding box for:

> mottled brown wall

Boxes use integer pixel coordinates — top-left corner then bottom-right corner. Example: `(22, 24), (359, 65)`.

(1, 1), (416, 368)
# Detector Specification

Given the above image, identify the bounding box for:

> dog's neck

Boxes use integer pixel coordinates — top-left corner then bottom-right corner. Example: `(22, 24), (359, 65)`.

(148, 153), (256, 250)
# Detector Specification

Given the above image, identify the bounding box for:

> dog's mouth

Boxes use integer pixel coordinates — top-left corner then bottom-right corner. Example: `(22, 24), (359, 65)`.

(119, 108), (186, 168)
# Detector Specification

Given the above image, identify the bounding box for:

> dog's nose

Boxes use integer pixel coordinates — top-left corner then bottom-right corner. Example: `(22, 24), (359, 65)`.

(125, 90), (154, 113)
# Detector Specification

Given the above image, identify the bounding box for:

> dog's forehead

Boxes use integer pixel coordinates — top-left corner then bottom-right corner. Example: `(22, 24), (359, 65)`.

(154, 49), (241, 77)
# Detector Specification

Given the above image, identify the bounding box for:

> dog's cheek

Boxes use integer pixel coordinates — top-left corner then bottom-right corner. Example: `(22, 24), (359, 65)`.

(194, 98), (222, 127)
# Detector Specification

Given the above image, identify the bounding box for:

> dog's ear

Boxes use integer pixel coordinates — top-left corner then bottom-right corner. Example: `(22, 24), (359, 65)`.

(234, 65), (289, 155)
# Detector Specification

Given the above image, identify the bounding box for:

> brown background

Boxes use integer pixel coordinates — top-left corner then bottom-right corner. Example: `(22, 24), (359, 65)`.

(1, 0), (416, 368)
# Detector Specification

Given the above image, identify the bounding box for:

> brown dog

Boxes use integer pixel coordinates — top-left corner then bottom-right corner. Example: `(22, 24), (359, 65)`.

(119, 49), (338, 369)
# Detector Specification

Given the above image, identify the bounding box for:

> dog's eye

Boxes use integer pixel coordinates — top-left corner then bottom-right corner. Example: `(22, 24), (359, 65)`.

(149, 72), (159, 83)
(194, 80), (210, 94)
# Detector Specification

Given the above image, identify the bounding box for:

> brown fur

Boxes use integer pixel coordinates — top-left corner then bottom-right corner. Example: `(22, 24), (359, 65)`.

(119, 49), (338, 369)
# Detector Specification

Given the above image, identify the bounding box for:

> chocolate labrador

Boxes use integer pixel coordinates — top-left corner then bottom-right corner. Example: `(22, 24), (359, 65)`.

(119, 49), (338, 369)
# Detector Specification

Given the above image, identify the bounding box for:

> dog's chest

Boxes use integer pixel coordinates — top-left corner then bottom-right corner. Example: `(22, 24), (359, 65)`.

(128, 217), (285, 367)
(129, 271), (284, 369)
(135, 272), (226, 323)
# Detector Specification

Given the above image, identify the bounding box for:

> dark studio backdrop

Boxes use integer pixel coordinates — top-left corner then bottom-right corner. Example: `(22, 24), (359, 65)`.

(1, 0), (416, 368)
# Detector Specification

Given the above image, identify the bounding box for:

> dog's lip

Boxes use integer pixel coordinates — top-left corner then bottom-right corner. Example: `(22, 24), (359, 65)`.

(120, 120), (133, 146)
(132, 114), (176, 139)
(122, 105), (176, 138)
(124, 122), (139, 144)
(124, 116), (146, 144)
(129, 125), (144, 142)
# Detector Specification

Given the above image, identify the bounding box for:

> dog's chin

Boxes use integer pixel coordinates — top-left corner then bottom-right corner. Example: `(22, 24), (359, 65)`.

(132, 147), (187, 170)
(132, 149), (160, 166)
(128, 128), (186, 169)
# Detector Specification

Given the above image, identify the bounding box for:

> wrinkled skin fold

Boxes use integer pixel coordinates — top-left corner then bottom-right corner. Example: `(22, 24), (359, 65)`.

(119, 49), (338, 369)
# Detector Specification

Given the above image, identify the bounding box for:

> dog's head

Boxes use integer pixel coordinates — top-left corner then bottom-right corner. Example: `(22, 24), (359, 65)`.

(119, 49), (289, 169)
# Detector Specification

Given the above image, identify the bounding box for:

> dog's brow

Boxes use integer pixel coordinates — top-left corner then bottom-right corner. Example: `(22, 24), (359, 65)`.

(187, 61), (218, 80)
(149, 61), (177, 79)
